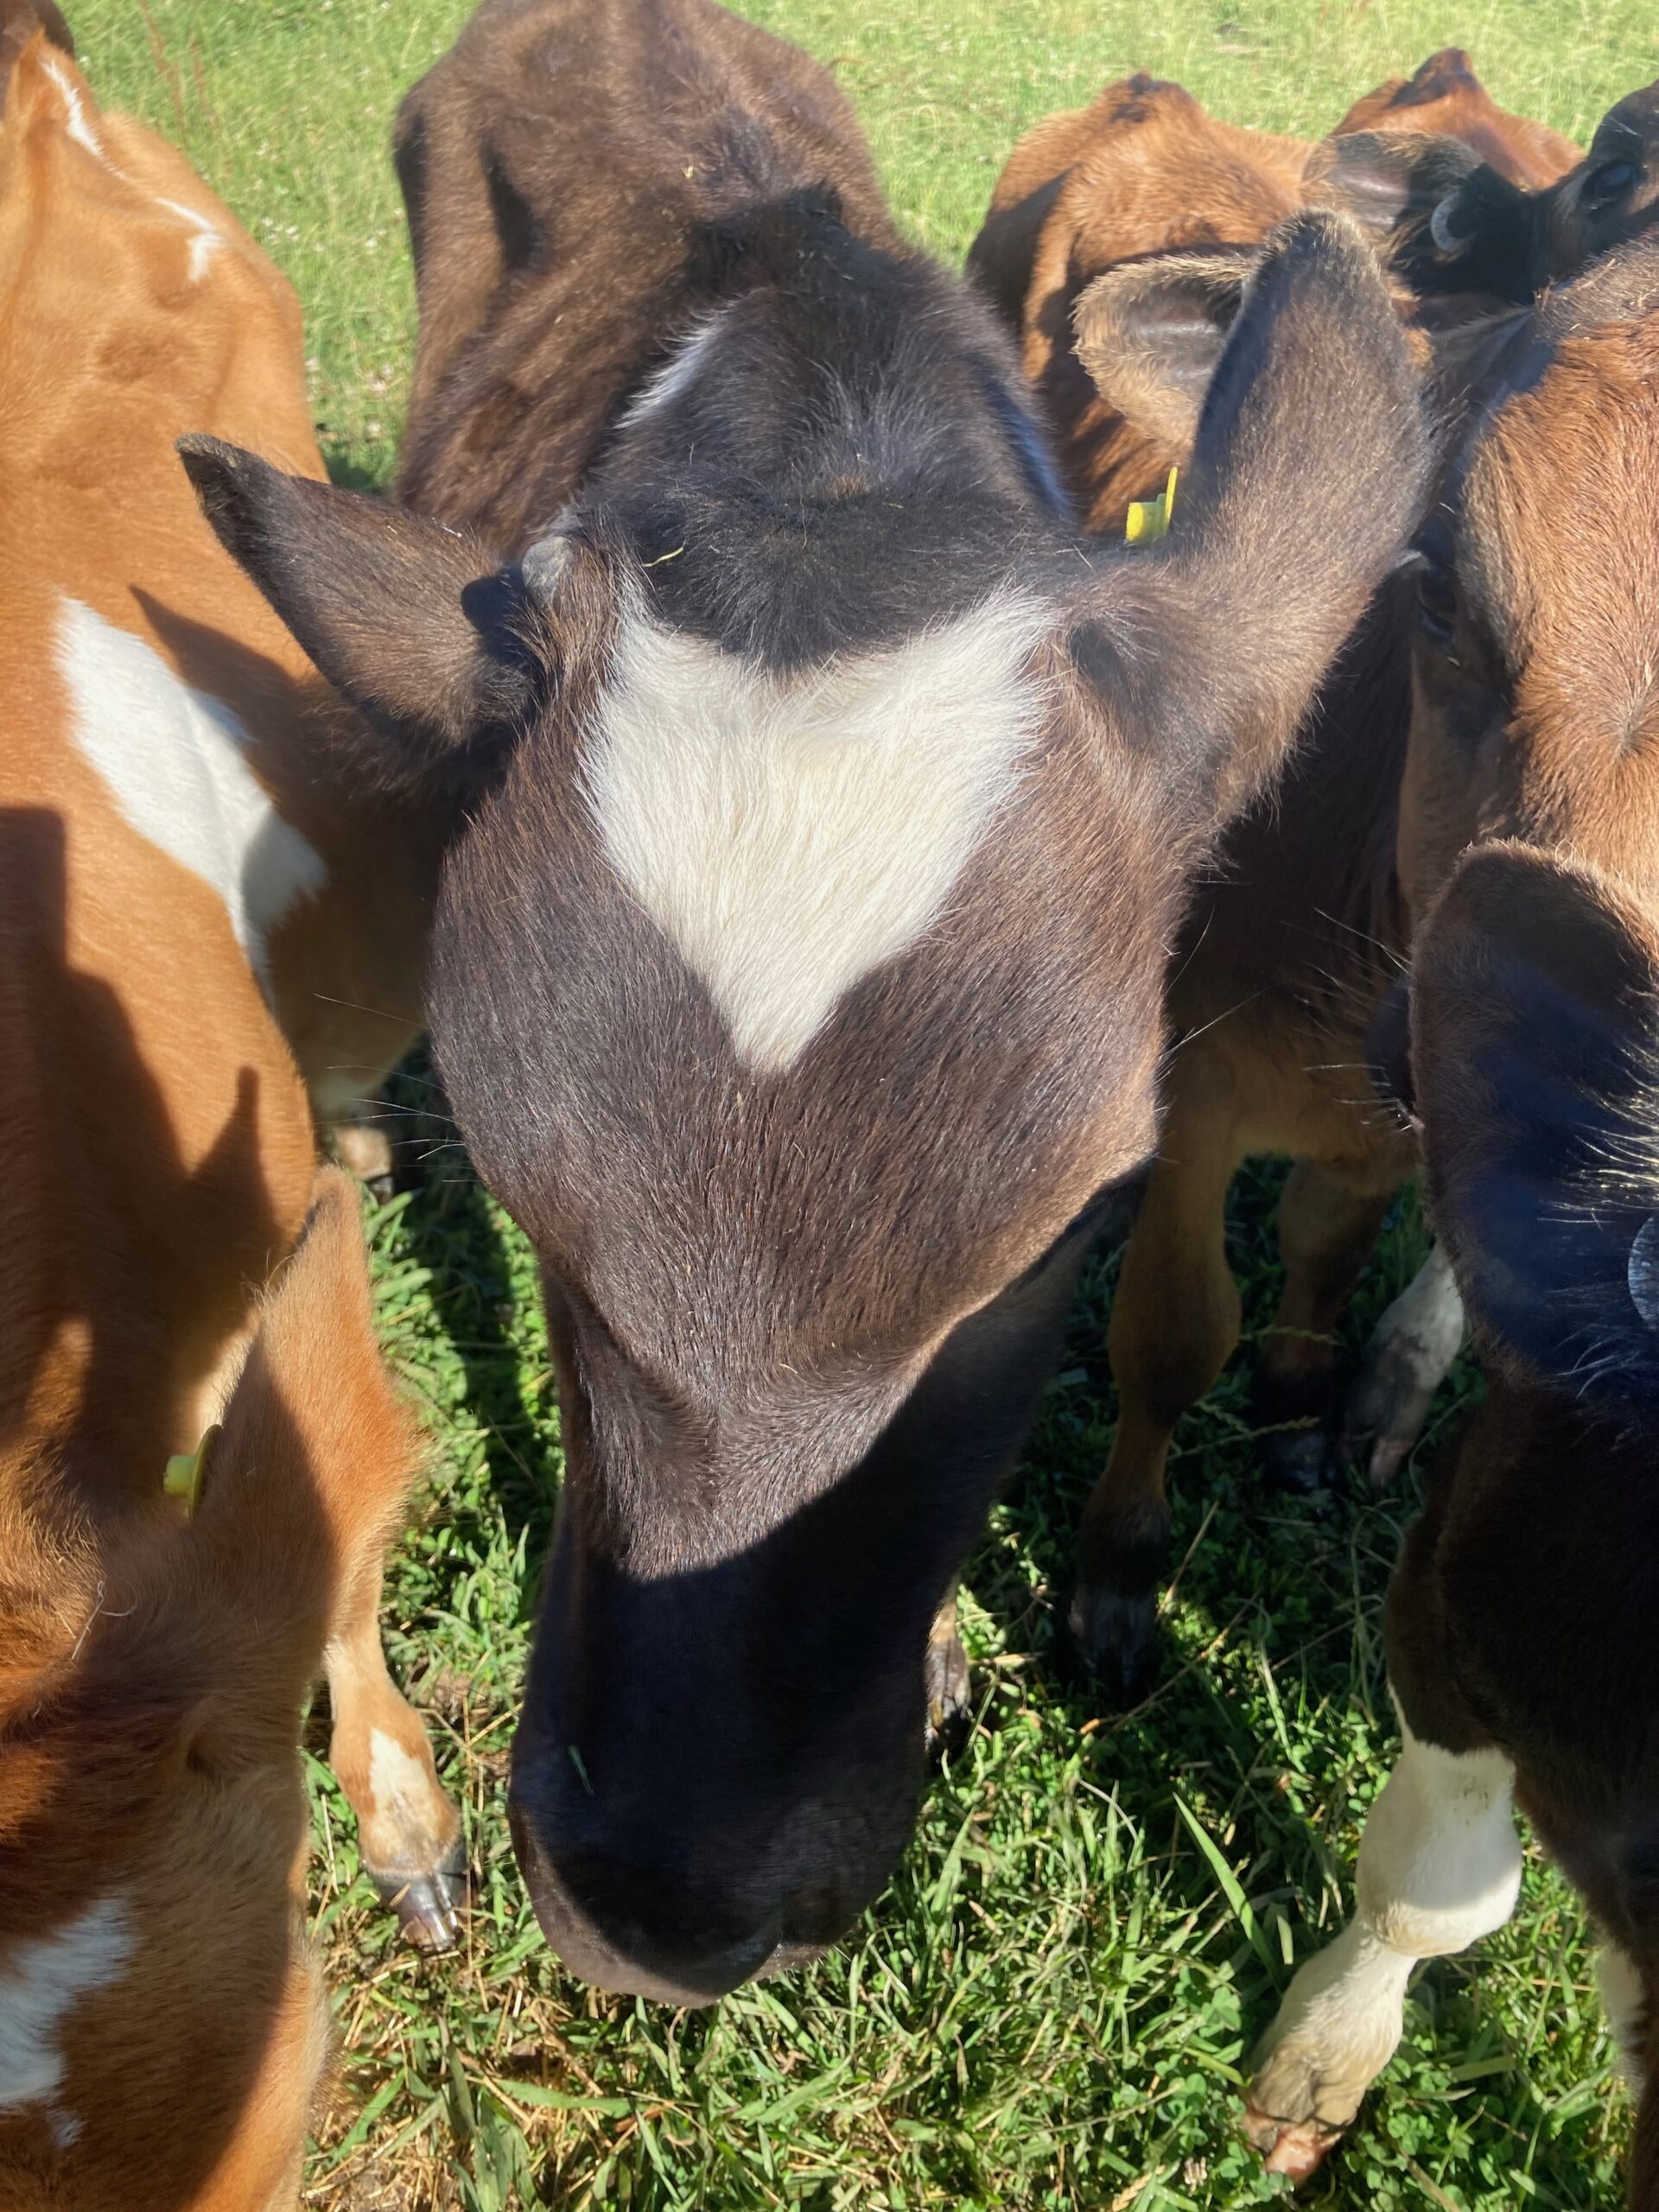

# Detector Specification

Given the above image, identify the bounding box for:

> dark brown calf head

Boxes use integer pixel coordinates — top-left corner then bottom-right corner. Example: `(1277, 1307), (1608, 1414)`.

(0, 1175), (420, 2211)
(1411, 843), (1659, 1406)
(184, 204), (1424, 2001)
(1400, 238), (1659, 925)
(1399, 853), (1659, 2212)
(1414, 80), (1659, 305)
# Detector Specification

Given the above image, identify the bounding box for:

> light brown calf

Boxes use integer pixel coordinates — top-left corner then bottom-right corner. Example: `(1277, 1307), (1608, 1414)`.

(968, 60), (1580, 1699)
(0, 21), (459, 1941)
(969, 52), (1574, 538)
(0, 1174), (429, 2212)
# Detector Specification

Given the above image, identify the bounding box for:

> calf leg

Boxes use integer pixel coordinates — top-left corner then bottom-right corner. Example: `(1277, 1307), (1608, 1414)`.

(925, 1587), (971, 1755)
(1342, 1243), (1466, 1487)
(325, 1564), (467, 1951)
(1255, 1156), (1398, 1494)
(1072, 1116), (1243, 1704)
(1245, 1711), (1522, 2180)
(1598, 1946), (1647, 2090)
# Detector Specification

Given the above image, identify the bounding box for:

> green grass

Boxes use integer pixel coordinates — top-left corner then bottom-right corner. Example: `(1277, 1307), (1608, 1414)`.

(71, 2), (1655, 2204)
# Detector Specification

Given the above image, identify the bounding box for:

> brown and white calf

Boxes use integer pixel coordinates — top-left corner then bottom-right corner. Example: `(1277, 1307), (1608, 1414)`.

(184, 0), (1426, 2004)
(0, 10), (458, 1962)
(1, 1173), (431, 2212)
(1245, 234), (1659, 2197)
(967, 66), (1593, 1699)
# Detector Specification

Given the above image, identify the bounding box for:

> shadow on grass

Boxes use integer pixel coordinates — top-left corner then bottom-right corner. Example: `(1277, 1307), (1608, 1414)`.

(380, 1044), (559, 1590)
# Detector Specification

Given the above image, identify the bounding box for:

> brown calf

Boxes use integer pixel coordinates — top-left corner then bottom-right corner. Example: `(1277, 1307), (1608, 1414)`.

(0, 1174), (428, 2212)
(1245, 232), (1659, 2200)
(968, 52), (1574, 535)
(969, 64), (1581, 1700)
(185, 0), (1427, 2001)
(0, 26), (459, 1941)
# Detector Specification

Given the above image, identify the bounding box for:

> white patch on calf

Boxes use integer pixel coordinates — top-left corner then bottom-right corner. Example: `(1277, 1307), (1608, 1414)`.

(1598, 1945), (1646, 2088)
(582, 591), (1054, 1071)
(156, 196), (225, 283)
(0, 1892), (135, 2146)
(58, 598), (326, 986)
(1354, 1716), (1521, 1957)
(1249, 1707), (1522, 2142)
(41, 57), (107, 166)
(1348, 1242), (1466, 1483)
(368, 1728), (439, 1827)
(618, 311), (729, 427)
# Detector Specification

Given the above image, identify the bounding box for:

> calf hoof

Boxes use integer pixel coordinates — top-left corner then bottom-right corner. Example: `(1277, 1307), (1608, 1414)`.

(924, 1627), (972, 1758)
(370, 1840), (469, 1953)
(1258, 1425), (1338, 1497)
(1068, 1583), (1159, 1709)
(1241, 2103), (1344, 2184)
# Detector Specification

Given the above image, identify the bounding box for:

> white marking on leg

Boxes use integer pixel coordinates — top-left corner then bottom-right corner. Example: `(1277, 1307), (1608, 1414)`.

(1598, 1945), (1646, 2089)
(58, 598), (326, 986)
(582, 590), (1054, 1071)
(0, 1892), (135, 2146)
(368, 1727), (442, 1833)
(1250, 1711), (1521, 2152)
(1350, 1242), (1465, 1482)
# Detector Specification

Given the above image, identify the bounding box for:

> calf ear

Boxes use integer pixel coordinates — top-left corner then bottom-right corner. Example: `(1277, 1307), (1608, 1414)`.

(1413, 842), (1659, 1409)
(187, 1169), (422, 1681)
(1071, 248), (1254, 450)
(1306, 129), (1484, 245)
(178, 436), (542, 796)
(1081, 208), (1426, 831)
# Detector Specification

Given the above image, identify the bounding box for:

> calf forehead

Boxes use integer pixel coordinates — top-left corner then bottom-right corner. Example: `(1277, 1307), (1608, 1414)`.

(583, 592), (1055, 1072)
(442, 603), (1168, 1372)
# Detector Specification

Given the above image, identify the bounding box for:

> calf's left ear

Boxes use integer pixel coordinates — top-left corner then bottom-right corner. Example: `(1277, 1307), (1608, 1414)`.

(1413, 841), (1659, 1408)
(1072, 247), (1255, 451)
(178, 436), (541, 796)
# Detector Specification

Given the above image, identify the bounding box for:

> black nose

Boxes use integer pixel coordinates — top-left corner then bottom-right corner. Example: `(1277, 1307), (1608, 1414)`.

(507, 1796), (829, 2003)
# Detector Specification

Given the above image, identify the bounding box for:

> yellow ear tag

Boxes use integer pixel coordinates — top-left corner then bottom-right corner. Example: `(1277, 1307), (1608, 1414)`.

(163, 1424), (220, 1519)
(1125, 465), (1179, 547)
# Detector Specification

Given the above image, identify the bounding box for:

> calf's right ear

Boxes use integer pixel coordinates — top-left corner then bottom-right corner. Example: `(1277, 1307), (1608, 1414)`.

(1413, 842), (1659, 1411)
(178, 436), (543, 797)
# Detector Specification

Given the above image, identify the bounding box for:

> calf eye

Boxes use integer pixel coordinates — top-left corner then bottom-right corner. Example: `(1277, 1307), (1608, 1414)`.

(1585, 157), (1640, 207)
(1415, 560), (1459, 647)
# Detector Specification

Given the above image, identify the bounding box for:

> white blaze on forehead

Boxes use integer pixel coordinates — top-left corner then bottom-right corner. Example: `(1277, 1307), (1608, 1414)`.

(582, 591), (1055, 1071)
(58, 598), (327, 987)
(0, 1892), (135, 2145)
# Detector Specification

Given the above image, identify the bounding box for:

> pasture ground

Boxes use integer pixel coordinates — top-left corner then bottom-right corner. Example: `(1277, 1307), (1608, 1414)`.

(73, 2), (1654, 2205)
